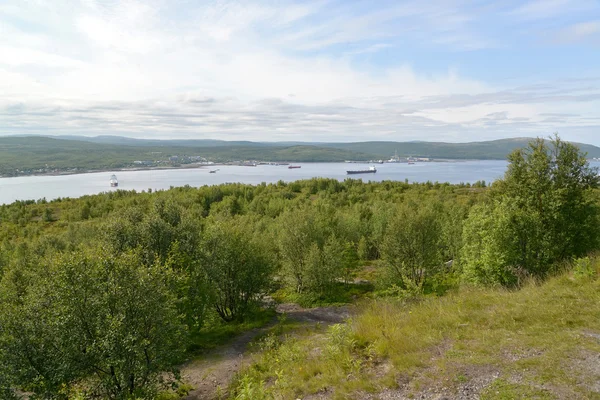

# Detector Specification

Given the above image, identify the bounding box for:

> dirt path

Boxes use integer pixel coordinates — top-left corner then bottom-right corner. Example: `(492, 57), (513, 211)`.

(180, 304), (351, 400)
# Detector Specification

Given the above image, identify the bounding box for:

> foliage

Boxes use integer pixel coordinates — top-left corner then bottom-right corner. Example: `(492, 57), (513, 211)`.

(201, 219), (275, 321)
(276, 207), (325, 293)
(380, 199), (444, 288)
(0, 250), (187, 399)
(573, 256), (598, 280)
(462, 135), (600, 285)
(1, 136), (598, 397)
(232, 261), (600, 399)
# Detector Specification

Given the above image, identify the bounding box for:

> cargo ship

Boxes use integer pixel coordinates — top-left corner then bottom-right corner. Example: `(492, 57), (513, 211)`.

(109, 174), (118, 187)
(346, 166), (377, 175)
(288, 165), (301, 169)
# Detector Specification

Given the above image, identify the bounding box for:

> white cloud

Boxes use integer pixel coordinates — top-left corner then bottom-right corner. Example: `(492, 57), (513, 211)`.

(0, 0), (598, 143)
(509, 0), (597, 20)
(555, 20), (600, 43)
(0, 45), (87, 71)
(510, 0), (571, 20)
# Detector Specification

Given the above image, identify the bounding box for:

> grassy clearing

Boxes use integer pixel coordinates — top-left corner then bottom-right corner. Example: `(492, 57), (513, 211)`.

(272, 281), (375, 308)
(230, 260), (600, 399)
(188, 308), (277, 354)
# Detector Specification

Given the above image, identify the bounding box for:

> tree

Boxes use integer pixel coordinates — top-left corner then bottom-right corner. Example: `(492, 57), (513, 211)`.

(381, 200), (444, 288)
(303, 236), (346, 294)
(462, 135), (600, 285)
(201, 220), (274, 322)
(461, 202), (521, 286)
(0, 250), (187, 399)
(277, 208), (324, 293)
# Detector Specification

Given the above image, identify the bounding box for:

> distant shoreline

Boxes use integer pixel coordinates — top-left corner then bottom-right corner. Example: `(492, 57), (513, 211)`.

(0, 164), (213, 179)
(0, 159), (489, 179)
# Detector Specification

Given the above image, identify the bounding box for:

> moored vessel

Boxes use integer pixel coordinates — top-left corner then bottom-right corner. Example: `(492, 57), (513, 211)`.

(288, 165), (301, 169)
(347, 166), (377, 175)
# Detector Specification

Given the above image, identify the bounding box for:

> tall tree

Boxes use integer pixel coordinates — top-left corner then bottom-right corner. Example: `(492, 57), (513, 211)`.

(201, 219), (274, 322)
(462, 135), (600, 285)
(381, 199), (444, 288)
(0, 250), (187, 399)
(277, 208), (324, 293)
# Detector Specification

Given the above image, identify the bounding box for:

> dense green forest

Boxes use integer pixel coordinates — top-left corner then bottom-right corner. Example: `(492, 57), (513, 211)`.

(3, 135), (600, 177)
(0, 136), (599, 399)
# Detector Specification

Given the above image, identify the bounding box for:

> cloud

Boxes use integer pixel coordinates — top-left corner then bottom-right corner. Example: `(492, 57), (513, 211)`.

(554, 20), (600, 43)
(0, 45), (86, 68)
(509, 0), (596, 20)
(0, 0), (599, 144)
(1, 79), (598, 144)
(510, 0), (571, 20)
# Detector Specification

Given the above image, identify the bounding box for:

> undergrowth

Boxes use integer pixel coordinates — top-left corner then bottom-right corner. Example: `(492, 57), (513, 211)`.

(188, 308), (277, 354)
(272, 281), (374, 307)
(230, 258), (600, 399)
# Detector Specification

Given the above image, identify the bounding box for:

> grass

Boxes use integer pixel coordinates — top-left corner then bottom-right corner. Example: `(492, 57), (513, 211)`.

(481, 379), (556, 400)
(188, 308), (277, 354)
(230, 259), (600, 399)
(272, 281), (375, 308)
(156, 383), (195, 400)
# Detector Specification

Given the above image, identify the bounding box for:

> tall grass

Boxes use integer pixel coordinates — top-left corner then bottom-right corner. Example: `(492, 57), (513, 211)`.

(231, 258), (600, 399)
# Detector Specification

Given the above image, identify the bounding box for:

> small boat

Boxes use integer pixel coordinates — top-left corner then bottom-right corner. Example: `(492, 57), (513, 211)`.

(209, 169), (219, 174)
(408, 162), (415, 165)
(347, 166), (377, 175)
(109, 174), (118, 187)
(288, 165), (301, 169)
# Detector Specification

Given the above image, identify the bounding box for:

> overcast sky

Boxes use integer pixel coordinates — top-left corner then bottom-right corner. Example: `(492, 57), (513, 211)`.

(1, 0), (599, 143)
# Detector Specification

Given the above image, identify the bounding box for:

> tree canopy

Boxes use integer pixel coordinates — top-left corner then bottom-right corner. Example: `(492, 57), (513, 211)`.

(462, 135), (600, 285)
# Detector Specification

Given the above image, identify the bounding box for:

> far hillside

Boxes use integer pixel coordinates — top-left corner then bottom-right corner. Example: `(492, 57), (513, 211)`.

(0, 136), (376, 177)
(2, 135), (600, 177)
(321, 138), (600, 159)
(48, 135), (600, 159)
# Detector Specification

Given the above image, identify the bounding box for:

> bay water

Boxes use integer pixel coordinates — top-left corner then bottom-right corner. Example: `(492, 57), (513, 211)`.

(1, 160), (510, 205)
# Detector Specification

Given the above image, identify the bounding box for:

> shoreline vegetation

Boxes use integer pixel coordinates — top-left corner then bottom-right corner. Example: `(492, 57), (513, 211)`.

(2, 135), (600, 178)
(0, 136), (599, 399)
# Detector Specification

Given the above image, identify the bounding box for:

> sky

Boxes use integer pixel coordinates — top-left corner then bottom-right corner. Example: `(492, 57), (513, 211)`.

(1, 0), (599, 144)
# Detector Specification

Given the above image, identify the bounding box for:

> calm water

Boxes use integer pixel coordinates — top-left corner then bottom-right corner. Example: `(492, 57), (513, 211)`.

(0, 161), (510, 205)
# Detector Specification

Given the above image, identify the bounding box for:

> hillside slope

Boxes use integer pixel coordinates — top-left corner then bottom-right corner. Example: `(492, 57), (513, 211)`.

(2, 136), (599, 176)
(22, 135), (600, 158)
(231, 265), (600, 399)
(0, 136), (376, 176)
(322, 138), (600, 159)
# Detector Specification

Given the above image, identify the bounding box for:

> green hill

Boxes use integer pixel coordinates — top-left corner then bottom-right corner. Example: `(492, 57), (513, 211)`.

(1, 135), (599, 177)
(0, 136), (376, 176)
(321, 138), (600, 159)
(47, 135), (600, 159)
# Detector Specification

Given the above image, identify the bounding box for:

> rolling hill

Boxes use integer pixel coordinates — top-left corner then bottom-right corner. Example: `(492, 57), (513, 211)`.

(1, 135), (599, 177)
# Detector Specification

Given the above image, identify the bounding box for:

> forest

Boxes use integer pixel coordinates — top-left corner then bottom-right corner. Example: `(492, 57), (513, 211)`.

(0, 136), (599, 399)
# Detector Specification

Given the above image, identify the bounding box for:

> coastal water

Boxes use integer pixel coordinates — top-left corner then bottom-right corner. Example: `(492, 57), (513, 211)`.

(1, 160), (510, 205)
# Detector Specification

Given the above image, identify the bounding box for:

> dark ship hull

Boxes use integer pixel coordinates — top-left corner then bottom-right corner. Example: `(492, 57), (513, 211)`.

(346, 169), (377, 175)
